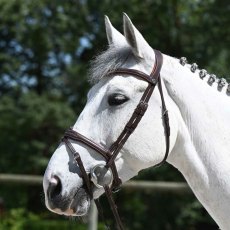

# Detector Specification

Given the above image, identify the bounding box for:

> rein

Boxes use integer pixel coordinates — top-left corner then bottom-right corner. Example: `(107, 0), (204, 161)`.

(61, 50), (170, 230)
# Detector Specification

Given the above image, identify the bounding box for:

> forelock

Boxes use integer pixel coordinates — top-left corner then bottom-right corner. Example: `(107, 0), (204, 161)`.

(88, 45), (136, 84)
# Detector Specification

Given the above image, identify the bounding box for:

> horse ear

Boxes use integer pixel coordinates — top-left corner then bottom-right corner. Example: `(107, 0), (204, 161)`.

(123, 13), (152, 58)
(105, 15), (127, 47)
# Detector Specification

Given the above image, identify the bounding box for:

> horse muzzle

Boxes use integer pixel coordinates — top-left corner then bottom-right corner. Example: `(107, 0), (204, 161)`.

(44, 174), (90, 216)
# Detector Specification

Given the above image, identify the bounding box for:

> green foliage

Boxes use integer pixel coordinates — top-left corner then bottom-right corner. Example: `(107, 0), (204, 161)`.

(0, 208), (39, 230)
(0, 92), (75, 174)
(0, 208), (86, 230)
(0, 0), (229, 229)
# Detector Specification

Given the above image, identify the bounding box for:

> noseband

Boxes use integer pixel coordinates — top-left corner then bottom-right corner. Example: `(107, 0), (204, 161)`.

(61, 50), (170, 230)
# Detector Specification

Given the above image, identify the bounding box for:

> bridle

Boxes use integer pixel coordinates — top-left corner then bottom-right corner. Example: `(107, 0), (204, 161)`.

(61, 49), (170, 230)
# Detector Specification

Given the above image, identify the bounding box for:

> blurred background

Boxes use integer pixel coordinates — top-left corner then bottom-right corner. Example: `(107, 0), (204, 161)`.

(0, 0), (229, 229)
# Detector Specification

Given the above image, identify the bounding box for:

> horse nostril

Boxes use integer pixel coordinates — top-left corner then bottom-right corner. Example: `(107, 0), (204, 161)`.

(46, 175), (69, 211)
(47, 175), (62, 200)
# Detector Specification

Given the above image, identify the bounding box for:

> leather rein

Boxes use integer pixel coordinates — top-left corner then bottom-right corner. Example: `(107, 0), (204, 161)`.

(61, 49), (170, 230)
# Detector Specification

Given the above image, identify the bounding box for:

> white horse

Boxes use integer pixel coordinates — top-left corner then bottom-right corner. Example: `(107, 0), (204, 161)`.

(43, 14), (230, 229)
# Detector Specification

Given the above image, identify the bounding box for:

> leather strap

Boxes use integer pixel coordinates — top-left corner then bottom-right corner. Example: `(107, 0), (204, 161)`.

(62, 137), (93, 198)
(155, 77), (170, 167)
(104, 185), (124, 230)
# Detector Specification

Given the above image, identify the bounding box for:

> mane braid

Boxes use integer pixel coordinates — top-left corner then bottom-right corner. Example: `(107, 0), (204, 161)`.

(179, 57), (230, 95)
(88, 46), (135, 84)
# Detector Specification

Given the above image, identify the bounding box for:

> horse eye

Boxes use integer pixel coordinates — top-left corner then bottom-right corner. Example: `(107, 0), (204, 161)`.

(108, 93), (129, 106)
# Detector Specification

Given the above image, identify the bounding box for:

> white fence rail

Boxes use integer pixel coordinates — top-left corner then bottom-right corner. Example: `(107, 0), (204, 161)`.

(0, 174), (192, 230)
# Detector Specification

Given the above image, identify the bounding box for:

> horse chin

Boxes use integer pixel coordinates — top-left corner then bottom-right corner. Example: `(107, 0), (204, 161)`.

(68, 188), (91, 216)
(51, 188), (90, 217)
(66, 187), (104, 216)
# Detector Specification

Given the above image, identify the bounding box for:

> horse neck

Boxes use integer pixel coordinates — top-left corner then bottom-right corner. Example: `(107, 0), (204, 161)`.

(161, 54), (230, 229)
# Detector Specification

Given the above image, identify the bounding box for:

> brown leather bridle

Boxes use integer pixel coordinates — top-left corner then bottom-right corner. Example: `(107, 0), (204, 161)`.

(61, 50), (170, 230)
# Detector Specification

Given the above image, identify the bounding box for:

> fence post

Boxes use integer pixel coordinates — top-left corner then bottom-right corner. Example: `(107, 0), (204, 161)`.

(88, 201), (98, 230)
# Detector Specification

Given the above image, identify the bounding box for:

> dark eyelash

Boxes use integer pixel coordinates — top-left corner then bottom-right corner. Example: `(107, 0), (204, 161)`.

(108, 93), (129, 106)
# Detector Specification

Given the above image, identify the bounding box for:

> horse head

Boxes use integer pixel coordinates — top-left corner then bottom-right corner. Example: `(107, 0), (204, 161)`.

(43, 14), (178, 217)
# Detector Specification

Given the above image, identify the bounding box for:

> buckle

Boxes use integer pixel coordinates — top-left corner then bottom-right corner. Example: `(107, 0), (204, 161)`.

(134, 101), (148, 116)
(125, 124), (135, 134)
(151, 78), (158, 85)
(112, 178), (122, 193)
(112, 186), (121, 193)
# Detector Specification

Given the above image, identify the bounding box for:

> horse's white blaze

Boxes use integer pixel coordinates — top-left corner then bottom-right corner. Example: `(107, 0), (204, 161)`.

(43, 13), (230, 229)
